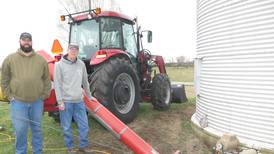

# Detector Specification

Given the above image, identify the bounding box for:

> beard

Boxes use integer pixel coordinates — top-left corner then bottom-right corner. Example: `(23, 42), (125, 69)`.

(20, 44), (33, 53)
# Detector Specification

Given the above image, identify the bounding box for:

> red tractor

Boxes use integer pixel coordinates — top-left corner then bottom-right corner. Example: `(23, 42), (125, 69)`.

(43, 8), (174, 123)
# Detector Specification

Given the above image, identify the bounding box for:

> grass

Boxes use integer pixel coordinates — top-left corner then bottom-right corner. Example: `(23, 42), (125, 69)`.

(0, 66), (206, 154)
(154, 66), (194, 82)
(0, 104), (111, 154)
(165, 66), (194, 82)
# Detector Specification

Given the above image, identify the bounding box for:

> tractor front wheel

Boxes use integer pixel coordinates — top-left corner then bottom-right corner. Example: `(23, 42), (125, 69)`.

(151, 74), (172, 110)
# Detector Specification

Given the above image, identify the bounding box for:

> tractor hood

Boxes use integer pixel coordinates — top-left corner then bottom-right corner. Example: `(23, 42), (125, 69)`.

(90, 49), (126, 65)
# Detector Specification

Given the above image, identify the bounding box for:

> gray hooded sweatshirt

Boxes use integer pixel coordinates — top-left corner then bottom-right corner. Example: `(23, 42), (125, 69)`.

(54, 55), (92, 104)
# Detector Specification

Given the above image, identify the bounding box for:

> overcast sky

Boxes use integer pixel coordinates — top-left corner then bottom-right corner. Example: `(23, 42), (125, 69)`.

(0, 0), (196, 64)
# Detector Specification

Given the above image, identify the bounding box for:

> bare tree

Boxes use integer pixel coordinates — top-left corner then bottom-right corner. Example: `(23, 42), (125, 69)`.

(176, 56), (186, 64)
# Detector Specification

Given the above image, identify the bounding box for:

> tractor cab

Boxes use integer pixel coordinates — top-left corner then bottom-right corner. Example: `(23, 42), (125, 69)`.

(64, 9), (146, 73)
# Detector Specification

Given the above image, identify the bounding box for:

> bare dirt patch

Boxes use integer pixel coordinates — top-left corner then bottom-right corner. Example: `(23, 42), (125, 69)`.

(88, 103), (210, 154)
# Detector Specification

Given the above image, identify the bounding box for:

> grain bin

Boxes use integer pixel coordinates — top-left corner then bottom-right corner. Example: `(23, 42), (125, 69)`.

(192, 0), (274, 150)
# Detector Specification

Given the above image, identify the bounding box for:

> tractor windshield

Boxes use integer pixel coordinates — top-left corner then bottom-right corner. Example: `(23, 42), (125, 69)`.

(100, 18), (123, 49)
(70, 17), (136, 60)
(70, 19), (99, 59)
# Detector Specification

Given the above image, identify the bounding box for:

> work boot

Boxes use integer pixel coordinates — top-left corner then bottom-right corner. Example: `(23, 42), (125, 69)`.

(79, 147), (94, 154)
(67, 148), (77, 154)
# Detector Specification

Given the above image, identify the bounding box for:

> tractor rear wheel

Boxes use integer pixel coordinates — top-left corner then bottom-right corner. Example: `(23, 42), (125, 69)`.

(151, 74), (171, 110)
(89, 57), (140, 123)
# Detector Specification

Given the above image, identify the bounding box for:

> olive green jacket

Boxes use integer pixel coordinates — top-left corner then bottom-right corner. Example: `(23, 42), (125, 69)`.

(1, 49), (51, 103)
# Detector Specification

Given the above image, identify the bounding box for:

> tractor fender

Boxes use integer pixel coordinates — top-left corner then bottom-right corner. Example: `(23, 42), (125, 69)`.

(90, 49), (133, 66)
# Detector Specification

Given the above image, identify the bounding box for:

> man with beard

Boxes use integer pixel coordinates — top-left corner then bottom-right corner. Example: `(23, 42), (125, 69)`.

(1, 32), (51, 154)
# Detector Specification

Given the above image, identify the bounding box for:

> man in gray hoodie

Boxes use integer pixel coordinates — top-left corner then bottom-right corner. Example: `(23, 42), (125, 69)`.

(54, 43), (92, 154)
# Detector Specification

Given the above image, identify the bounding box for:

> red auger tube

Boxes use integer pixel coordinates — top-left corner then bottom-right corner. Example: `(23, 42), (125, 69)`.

(83, 96), (159, 154)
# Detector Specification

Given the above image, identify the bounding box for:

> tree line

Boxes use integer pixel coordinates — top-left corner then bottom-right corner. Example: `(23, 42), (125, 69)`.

(165, 56), (194, 67)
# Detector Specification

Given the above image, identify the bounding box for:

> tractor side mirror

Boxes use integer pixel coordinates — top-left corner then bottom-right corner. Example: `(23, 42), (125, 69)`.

(147, 31), (152, 43)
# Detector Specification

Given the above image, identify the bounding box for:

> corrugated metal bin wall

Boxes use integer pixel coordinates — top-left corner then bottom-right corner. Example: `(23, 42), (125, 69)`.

(192, 0), (274, 150)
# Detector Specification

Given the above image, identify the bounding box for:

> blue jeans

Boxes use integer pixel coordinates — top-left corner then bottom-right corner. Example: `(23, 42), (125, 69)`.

(60, 101), (89, 149)
(10, 98), (44, 154)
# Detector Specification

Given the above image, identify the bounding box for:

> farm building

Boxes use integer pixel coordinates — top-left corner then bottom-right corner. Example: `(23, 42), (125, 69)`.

(192, 0), (274, 151)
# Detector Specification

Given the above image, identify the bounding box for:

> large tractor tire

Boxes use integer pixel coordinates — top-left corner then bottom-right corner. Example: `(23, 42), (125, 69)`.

(151, 74), (172, 110)
(89, 57), (140, 123)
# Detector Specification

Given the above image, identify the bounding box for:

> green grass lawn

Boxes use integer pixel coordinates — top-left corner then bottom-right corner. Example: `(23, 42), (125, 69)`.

(0, 102), (116, 154)
(166, 66), (194, 82)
